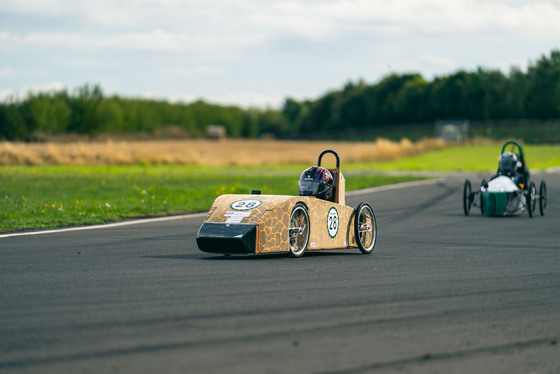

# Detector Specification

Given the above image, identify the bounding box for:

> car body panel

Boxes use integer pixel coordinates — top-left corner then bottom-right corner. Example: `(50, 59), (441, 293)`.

(197, 194), (358, 255)
(481, 176), (524, 216)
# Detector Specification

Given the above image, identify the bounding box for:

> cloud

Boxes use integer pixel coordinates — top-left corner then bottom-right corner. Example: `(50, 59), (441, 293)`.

(204, 90), (289, 108)
(0, 29), (265, 57)
(5, 0), (559, 38)
(0, 82), (67, 102)
(1, 0), (559, 106)
(0, 67), (45, 79)
(419, 54), (457, 72)
(4, 1), (560, 51)
(155, 65), (226, 78)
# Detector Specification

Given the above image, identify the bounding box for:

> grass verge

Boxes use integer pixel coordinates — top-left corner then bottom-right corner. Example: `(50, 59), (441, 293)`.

(352, 144), (560, 171)
(0, 165), (420, 233)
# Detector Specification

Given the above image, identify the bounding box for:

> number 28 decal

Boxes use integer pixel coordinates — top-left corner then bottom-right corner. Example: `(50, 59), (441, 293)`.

(327, 207), (339, 238)
(230, 199), (262, 211)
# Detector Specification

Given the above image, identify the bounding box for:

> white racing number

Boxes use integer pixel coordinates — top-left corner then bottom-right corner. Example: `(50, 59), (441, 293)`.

(230, 199), (262, 211)
(327, 207), (339, 238)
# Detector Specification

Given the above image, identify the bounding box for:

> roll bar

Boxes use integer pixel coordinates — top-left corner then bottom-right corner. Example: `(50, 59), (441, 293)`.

(317, 150), (340, 168)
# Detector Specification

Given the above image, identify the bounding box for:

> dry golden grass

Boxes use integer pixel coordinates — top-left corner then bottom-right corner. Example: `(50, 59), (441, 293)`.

(0, 138), (447, 166)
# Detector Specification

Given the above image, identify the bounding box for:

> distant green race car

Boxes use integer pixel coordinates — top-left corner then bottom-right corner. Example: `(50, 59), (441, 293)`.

(463, 141), (547, 217)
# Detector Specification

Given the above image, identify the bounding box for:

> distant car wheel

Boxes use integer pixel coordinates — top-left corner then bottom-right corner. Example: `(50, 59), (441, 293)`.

(527, 181), (536, 218)
(480, 179), (487, 215)
(463, 180), (472, 216)
(539, 181), (547, 216)
(289, 203), (310, 257)
(354, 202), (377, 254)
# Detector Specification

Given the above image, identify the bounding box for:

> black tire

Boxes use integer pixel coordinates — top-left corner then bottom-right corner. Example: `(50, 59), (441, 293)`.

(289, 203), (310, 257)
(539, 181), (547, 216)
(463, 180), (472, 216)
(480, 179), (487, 215)
(527, 181), (536, 218)
(354, 202), (377, 254)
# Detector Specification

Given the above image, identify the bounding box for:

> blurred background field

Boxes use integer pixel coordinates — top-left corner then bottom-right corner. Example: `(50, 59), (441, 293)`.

(0, 138), (446, 166)
(2, 138), (559, 233)
(2, 137), (558, 170)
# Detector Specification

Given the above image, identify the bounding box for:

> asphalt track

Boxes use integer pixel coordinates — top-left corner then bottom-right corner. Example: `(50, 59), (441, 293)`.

(1, 171), (559, 374)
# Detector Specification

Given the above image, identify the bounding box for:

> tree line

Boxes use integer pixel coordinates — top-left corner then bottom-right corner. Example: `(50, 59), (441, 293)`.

(0, 85), (258, 140)
(1, 50), (558, 141)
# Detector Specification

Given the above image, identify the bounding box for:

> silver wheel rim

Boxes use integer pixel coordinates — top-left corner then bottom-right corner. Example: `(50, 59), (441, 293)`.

(358, 205), (376, 252)
(289, 206), (309, 256)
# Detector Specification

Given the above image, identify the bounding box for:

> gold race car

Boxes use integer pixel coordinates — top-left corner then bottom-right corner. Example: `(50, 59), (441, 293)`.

(196, 150), (377, 257)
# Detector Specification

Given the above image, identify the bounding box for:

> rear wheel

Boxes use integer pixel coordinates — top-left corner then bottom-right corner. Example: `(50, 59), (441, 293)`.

(539, 181), (547, 216)
(354, 203), (377, 254)
(289, 203), (310, 257)
(527, 181), (536, 217)
(463, 180), (472, 216)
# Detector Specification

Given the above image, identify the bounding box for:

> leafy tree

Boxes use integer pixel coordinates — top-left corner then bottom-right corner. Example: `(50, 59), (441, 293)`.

(479, 68), (508, 119)
(28, 91), (71, 134)
(393, 74), (430, 122)
(525, 50), (560, 118)
(430, 71), (471, 119)
(0, 102), (27, 140)
(240, 110), (259, 138)
(299, 92), (337, 133)
(256, 108), (288, 136)
(98, 96), (126, 133)
(281, 98), (309, 134)
(67, 84), (104, 135)
(506, 66), (529, 118)
(333, 89), (368, 129)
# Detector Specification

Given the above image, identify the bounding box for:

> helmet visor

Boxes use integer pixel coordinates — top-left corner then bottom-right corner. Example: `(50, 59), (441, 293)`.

(299, 180), (327, 196)
(499, 154), (516, 174)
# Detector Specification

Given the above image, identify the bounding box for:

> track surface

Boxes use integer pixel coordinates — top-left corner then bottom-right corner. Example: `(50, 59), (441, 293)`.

(1, 172), (559, 373)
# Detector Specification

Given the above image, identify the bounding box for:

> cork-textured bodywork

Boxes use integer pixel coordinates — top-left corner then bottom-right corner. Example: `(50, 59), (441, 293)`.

(196, 149), (377, 257)
(198, 194), (358, 254)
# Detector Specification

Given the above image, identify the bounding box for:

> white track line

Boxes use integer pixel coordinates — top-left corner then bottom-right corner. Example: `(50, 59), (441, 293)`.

(1, 179), (437, 239)
(543, 166), (560, 173)
(0, 213), (208, 239)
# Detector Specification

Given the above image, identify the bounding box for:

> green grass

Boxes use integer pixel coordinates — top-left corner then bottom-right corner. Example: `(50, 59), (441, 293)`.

(0, 165), (419, 232)
(351, 144), (560, 171)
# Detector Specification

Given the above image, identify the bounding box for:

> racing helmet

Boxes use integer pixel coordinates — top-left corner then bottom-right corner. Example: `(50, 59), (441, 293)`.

(498, 152), (518, 176)
(298, 166), (334, 200)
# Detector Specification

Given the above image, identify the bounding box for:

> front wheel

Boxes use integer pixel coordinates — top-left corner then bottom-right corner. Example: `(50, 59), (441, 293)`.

(527, 181), (536, 218)
(289, 203), (310, 257)
(463, 180), (472, 216)
(539, 181), (547, 216)
(354, 202), (377, 254)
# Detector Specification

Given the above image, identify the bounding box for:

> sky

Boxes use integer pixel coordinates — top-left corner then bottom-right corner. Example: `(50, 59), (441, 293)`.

(1, 0), (559, 108)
